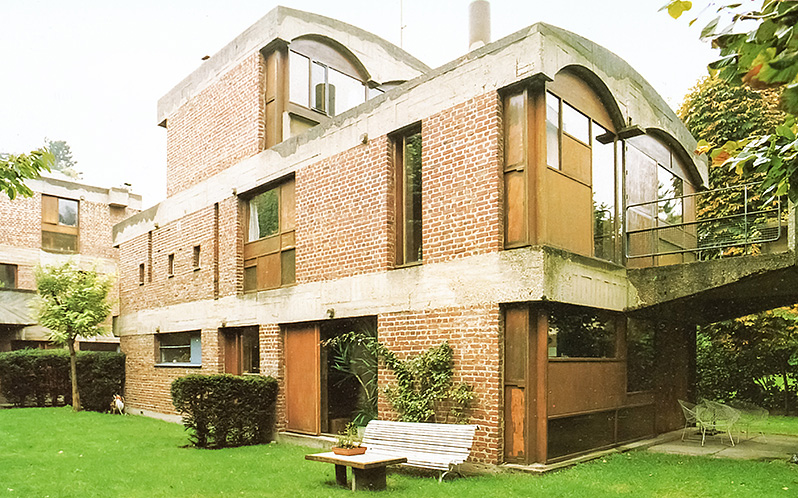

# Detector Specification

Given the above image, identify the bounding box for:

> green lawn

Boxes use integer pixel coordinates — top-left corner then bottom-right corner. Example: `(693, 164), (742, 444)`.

(1, 407), (798, 497)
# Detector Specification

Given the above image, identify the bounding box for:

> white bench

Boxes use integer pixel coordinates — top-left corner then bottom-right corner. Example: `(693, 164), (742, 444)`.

(362, 420), (478, 481)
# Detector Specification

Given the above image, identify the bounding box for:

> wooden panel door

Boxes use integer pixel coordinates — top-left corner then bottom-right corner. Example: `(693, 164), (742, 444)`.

(284, 324), (321, 434)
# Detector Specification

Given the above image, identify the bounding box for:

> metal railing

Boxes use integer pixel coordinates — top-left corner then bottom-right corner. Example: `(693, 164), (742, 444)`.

(625, 183), (784, 261)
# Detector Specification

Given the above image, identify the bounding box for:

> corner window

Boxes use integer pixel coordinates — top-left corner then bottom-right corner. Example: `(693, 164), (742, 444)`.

(42, 195), (78, 253)
(0, 263), (17, 289)
(157, 331), (201, 365)
(546, 92), (561, 169)
(243, 177), (296, 291)
(548, 304), (617, 359)
(394, 127), (423, 265)
(288, 45), (367, 117)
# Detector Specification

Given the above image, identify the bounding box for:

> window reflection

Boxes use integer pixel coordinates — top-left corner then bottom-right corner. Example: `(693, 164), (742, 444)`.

(329, 67), (365, 115)
(289, 49), (368, 118)
(58, 198), (78, 227)
(592, 123), (615, 261)
(658, 166), (683, 225)
(289, 51), (310, 108)
(248, 188), (279, 242)
(562, 101), (590, 143)
(546, 92), (560, 169)
(548, 305), (616, 359)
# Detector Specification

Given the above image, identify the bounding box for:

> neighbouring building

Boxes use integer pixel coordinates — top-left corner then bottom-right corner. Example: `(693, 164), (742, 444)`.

(0, 174), (141, 353)
(113, 4), (798, 466)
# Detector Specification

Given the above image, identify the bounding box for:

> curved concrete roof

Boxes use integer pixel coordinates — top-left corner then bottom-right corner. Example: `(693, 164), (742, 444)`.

(156, 6), (430, 126)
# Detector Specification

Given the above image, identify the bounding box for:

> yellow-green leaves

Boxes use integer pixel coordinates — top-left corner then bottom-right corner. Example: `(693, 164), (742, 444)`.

(663, 0), (693, 19)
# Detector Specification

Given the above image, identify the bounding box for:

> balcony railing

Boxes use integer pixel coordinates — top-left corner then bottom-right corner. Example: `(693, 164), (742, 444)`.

(625, 183), (784, 261)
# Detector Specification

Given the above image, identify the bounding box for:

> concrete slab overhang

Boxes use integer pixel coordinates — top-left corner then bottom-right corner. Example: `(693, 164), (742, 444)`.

(627, 250), (798, 325)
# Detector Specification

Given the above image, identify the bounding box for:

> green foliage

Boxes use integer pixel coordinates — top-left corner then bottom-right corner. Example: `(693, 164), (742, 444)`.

(35, 262), (113, 412)
(0, 349), (124, 411)
(697, 307), (798, 413)
(325, 332), (476, 423)
(0, 147), (53, 200)
(45, 139), (81, 179)
(665, 0), (798, 201)
(35, 262), (113, 346)
(335, 422), (362, 449)
(171, 374), (278, 448)
(325, 328), (379, 426)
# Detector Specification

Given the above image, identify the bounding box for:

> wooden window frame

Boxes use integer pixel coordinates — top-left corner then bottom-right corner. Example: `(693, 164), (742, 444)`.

(41, 194), (79, 253)
(242, 177), (296, 292)
(393, 125), (423, 267)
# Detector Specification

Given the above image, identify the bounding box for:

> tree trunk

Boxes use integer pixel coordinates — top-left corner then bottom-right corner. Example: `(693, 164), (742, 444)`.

(67, 338), (81, 412)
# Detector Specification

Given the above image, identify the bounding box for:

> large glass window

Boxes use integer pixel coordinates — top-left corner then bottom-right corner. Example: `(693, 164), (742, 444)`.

(658, 166), (684, 225)
(243, 178), (296, 291)
(395, 128), (423, 265)
(593, 123), (616, 261)
(42, 195), (78, 253)
(548, 305), (617, 359)
(157, 331), (201, 365)
(627, 318), (656, 392)
(289, 49), (366, 117)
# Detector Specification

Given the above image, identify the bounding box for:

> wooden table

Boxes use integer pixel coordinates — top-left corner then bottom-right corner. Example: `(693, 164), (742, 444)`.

(305, 451), (407, 491)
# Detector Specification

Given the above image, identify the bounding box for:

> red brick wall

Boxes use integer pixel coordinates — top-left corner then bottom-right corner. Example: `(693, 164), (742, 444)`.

(165, 53), (265, 197)
(422, 92), (503, 263)
(376, 305), (501, 465)
(0, 191), (137, 291)
(122, 328), (223, 415)
(295, 136), (393, 282)
(119, 203), (234, 312)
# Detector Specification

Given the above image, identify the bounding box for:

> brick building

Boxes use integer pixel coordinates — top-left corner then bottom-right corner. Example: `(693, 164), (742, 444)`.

(114, 6), (792, 466)
(0, 174), (141, 352)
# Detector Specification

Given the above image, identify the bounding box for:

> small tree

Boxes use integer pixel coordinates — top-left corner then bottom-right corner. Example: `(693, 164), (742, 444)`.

(35, 262), (112, 412)
(45, 139), (81, 179)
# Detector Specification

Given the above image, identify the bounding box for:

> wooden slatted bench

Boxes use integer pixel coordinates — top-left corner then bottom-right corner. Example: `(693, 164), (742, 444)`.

(361, 420), (478, 481)
(306, 420), (478, 491)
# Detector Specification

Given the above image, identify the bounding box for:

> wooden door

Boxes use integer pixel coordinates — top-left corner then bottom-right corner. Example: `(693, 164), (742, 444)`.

(284, 324), (321, 434)
(503, 307), (546, 464)
(223, 330), (241, 375)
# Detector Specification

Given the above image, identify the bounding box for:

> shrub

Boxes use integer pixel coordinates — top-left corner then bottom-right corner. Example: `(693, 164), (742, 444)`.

(171, 374), (278, 448)
(0, 349), (124, 411)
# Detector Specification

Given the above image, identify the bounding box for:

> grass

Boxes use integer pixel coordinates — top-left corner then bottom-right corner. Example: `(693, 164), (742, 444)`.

(1, 407), (798, 497)
(757, 415), (798, 436)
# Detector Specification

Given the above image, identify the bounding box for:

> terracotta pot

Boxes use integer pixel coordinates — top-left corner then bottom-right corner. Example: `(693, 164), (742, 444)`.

(332, 446), (367, 456)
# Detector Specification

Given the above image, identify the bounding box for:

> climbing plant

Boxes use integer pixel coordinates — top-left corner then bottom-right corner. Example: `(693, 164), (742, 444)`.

(325, 331), (475, 424)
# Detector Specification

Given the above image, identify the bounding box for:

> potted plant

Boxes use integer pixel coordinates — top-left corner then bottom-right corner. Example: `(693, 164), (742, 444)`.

(332, 422), (366, 455)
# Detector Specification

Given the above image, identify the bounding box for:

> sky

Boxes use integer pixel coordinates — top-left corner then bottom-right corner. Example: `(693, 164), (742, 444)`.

(0, 0), (717, 209)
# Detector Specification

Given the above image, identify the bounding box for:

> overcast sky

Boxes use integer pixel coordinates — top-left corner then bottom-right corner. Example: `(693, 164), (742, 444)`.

(0, 1), (716, 208)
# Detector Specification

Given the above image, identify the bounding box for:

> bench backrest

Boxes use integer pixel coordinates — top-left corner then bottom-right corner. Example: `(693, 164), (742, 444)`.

(362, 420), (478, 471)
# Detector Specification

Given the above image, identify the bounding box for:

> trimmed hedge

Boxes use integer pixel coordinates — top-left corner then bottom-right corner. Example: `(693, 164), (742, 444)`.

(171, 374), (278, 448)
(0, 349), (125, 411)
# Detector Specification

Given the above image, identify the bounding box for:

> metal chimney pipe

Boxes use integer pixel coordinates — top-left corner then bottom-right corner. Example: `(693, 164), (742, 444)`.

(469, 0), (491, 51)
